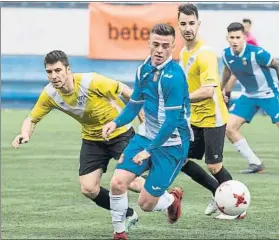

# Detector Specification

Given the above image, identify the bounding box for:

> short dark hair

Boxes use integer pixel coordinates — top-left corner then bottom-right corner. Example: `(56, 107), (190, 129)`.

(44, 50), (69, 68)
(178, 4), (199, 19)
(151, 23), (175, 38)
(227, 22), (245, 33)
(243, 18), (252, 24)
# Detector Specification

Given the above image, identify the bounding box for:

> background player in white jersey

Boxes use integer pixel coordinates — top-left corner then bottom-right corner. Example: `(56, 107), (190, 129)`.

(103, 23), (191, 240)
(11, 50), (145, 232)
(222, 22), (279, 174)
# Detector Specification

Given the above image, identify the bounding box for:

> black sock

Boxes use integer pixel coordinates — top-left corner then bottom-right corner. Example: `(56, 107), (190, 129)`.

(92, 186), (133, 217)
(92, 187), (110, 210)
(212, 166), (233, 184)
(181, 160), (219, 196)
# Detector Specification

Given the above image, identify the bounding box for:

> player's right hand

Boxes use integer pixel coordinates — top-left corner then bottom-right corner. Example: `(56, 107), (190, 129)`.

(12, 134), (29, 149)
(102, 121), (117, 141)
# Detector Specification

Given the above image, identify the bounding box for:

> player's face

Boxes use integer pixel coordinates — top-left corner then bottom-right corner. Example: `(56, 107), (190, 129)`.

(45, 61), (71, 89)
(227, 30), (246, 54)
(149, 33), (175, 66)
(243, 22), (251, 34)
(178, 13), (200, 42)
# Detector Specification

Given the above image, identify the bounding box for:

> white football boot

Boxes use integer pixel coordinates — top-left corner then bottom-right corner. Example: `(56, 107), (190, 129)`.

(125, 210), (139, 233)
(204, 197), (218, 215)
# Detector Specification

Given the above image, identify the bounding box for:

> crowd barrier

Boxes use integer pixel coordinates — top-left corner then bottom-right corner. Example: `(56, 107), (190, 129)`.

(1, 55), (243, 109)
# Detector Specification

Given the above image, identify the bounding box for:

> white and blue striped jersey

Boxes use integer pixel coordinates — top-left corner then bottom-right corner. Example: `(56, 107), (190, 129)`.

(129, 56), (193, 149)
(223, 43), (278, 98)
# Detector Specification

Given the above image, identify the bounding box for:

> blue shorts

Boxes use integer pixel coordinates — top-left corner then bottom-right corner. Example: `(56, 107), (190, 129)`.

(230, 95), (279, 123)
(116, 134), (189, 197)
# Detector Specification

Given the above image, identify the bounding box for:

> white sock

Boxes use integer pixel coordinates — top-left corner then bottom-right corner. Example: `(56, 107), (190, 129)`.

(110, 191), (128, 233)
(152, 191), (174, 212)
(233, 138), (262, 165)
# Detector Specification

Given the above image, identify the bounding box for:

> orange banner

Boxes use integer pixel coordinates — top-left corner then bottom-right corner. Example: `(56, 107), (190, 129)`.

(88, 3), (184, 60)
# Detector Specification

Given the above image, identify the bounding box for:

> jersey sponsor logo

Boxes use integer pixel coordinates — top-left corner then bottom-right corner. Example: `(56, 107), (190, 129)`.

(229, 103), (236, 111)
(204, 78), (216, 83)
(257, 49), (264, 54)
(229, 60), (235, 64)
(163, 74), (173, 78)
(143, 72), (149, 78)
(152, 186), (161, 190)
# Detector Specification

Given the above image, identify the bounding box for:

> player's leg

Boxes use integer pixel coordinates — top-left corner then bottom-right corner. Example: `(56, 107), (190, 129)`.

(110, 134), (150, 239)
(226, 96), (263, 173)
(180, 125), (219, 215)
(107, 128), (144, 231)
(138, 142), (189, 224)
(180, 125), (219, 197)
(79, 139), (135, 218)
(203, 125), (246, 220)
(107, 127), (145, 194)
(204, 124), (232, 184)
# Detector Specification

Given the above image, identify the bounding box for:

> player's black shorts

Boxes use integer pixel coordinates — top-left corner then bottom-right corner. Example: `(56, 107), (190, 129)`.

(188, 124), (226, 164)
(79, 128), (135, 176)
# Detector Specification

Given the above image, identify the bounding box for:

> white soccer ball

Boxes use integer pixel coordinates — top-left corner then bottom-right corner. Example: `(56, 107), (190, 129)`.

(215, 180), (251, 216)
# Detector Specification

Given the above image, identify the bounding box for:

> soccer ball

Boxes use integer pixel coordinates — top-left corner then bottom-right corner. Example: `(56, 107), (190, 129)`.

(215, 180), (251, 216)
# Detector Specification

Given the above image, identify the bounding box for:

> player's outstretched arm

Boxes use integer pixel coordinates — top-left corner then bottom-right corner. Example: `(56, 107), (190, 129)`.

(12, 117), (36, 149)
(121, 83), (133, 102)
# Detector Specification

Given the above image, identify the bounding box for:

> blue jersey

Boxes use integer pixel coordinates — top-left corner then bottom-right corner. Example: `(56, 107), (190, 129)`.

(223, 44), (278, 98)
(114, 56), (193, 152)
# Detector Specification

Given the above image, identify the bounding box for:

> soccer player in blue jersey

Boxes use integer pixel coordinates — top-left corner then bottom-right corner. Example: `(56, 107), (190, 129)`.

(222, 22), (279, 174)
(103, 23), (192, 240)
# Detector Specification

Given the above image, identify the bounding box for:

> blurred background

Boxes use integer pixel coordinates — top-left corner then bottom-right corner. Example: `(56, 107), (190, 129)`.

(1, 2), (279, 109)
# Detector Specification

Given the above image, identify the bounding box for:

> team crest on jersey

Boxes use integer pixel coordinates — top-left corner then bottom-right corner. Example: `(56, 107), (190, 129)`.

(77, 95), (87, 106)
(188, 57), (194, 66)
(242, 58), (247, 66)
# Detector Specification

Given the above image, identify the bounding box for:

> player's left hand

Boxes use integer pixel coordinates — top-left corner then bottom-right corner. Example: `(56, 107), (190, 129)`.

(102, 121), (117, 141)
(133, 150), (150, 166)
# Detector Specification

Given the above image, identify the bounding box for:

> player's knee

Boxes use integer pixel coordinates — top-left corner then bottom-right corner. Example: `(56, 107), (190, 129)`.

(226, 123), (236, 137)
(110, 175), (128, 195)
(80, 183), (100, 199)
(137, 198), (154, 212)
(207, 163), (223, 174)
(128, 177), (145, 193)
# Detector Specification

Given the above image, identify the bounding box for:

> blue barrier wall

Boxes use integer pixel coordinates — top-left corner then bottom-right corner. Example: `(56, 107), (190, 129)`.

(0, 54), (267, 109)
(1, 55), (144, 108)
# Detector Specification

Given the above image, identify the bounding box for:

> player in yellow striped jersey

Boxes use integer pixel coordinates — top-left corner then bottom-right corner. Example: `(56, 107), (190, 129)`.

(12, 50), (144, 230)
(177, 4), (241, 220)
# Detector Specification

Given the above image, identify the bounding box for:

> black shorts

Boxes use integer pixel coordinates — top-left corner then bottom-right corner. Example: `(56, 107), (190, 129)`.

(188, 124), (226, 164)
(79, 128), (135, 176)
